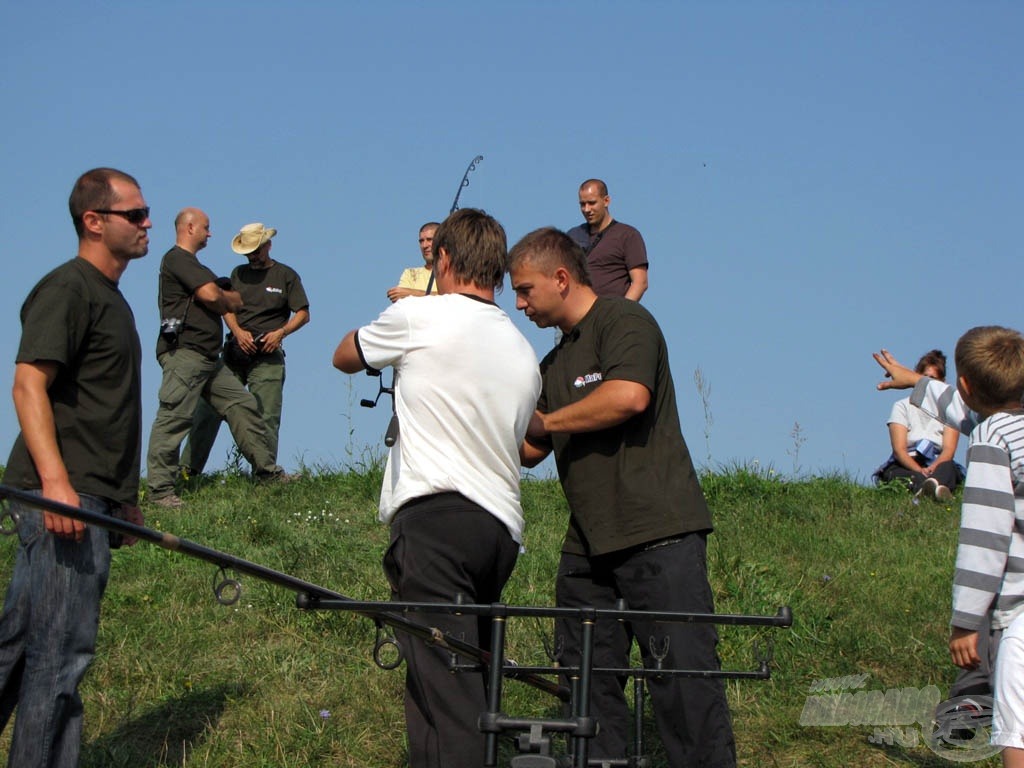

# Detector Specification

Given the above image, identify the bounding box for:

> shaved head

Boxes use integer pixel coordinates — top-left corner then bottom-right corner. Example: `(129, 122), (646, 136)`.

(174, 207), (211, 253)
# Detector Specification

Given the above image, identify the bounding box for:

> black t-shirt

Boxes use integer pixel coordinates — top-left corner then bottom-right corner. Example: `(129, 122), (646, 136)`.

(155, 245), (223, 358)
(230, 261), (309, 335)
(538, 297), (711, 556)
(566, 221), (648, 298)
(5, 258), (142, 504)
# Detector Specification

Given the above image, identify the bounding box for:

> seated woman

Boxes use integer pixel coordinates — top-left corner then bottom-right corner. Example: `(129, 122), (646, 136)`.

(874, 349), (964, 501)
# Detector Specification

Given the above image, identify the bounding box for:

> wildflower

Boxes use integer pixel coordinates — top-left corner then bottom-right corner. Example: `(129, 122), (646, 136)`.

(319, 709), (331, 719)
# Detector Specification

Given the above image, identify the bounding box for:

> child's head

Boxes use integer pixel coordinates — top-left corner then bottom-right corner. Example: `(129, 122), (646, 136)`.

(954, 326), (1024, 413)
(914, 349), (947, 381)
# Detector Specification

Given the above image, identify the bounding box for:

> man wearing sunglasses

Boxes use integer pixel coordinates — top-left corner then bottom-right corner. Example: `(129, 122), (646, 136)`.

(0, 168), (148, 767)
(146, 209), (288, 508)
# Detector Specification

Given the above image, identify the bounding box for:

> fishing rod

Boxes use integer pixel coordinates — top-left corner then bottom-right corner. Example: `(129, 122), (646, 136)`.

(0, 485), (793, 767)
(450, 154), (484, 214)
(0, 484), (565, 700)
(365, 154), (486, 443)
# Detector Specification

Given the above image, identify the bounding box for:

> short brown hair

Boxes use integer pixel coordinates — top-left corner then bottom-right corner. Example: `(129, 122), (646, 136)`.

(579, 178), (609, 197)
(955, 326), (1024, 412)
(431, 209), (507, 291)
(69, 167), (140, 237)
(914, 349), (947, 381)
(508, 227), (592, 287)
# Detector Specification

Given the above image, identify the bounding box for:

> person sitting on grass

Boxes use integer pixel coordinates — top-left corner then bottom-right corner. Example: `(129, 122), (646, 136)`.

(873, 348), (963, 502)
(875, 326), (1024, 766)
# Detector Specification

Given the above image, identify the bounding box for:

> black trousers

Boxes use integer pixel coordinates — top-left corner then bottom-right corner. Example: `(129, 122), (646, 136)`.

(878, 460), (962, 495)
(383, 493), (519, 768)
(555, 533), (736, 768)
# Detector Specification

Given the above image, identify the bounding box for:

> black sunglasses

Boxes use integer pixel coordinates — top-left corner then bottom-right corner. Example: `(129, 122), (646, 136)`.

(93, 207), (150, 225)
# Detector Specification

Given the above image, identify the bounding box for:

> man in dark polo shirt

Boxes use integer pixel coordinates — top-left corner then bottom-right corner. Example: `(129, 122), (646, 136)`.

(180, 222), (310, 474)
(510, 227), (735, 768)
(146, 209), (286, 507)
(566, 178), (648, 300)
(0, 167), (149, 767)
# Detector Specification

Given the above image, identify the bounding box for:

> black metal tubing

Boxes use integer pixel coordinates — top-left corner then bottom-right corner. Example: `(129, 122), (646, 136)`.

(0, 485), (792, 767)
(307, 598), (793, 628)
(0, 485), (566, 701)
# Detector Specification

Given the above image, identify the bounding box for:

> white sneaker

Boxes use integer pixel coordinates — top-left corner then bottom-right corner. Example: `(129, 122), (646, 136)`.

(920, 477), (953, 503)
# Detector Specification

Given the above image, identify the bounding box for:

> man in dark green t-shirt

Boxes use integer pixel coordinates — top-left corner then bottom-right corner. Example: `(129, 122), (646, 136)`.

(0, 168), (149, 767)
(510, 227), (735, 768)
(146, 209), (287, 507)
(180, 222), (310, 473)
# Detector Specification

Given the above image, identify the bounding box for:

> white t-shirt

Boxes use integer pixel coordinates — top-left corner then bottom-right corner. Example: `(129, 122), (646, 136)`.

(356, 293), (541, 542)
(888, 396), (946, 446)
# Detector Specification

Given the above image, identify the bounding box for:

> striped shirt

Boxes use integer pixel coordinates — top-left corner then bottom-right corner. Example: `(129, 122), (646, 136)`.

(911, 378), (1024, 631)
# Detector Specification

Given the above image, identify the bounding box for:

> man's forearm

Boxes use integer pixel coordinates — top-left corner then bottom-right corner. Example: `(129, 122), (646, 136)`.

(13, 362), (70, 488)
(539, 380), (650, 434)
(333, 330), (364, 373)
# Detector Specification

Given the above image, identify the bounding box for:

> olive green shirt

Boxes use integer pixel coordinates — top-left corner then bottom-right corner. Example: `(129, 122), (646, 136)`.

(6, 258), (142, 504)
(538, 297), (711, 556)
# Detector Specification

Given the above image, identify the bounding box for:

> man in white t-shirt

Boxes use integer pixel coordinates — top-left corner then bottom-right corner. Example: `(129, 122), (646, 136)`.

(333, 208), (540, 768)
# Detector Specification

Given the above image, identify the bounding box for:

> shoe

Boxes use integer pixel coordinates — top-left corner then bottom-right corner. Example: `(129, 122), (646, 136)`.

(149, 493), (183, 509)
(256, 469), (297, 485)
(941, 697), (989, 743)
(919, 477), (953, 503)
(919, 477), (940, 501)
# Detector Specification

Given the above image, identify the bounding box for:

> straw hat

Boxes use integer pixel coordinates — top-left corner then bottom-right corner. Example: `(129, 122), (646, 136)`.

(231, 222), (277, 254)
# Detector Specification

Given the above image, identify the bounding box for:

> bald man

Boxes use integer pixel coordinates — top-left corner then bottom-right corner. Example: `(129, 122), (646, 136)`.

(567, 179), (649, 301)
(146, 209), (287, 507)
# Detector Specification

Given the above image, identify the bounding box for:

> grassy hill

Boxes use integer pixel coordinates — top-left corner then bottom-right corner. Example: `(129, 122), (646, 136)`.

(0, 466), (1001, 767)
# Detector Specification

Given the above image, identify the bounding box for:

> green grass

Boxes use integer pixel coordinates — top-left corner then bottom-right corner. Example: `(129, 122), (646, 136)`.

(0, 465), (1000, 767)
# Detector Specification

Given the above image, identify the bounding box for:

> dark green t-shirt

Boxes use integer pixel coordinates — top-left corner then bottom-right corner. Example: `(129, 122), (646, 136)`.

(5, 258), (142, 504)
(539, 297), (711, 557)
(229, 261), (309, 335)
(155, 245), (223, 358)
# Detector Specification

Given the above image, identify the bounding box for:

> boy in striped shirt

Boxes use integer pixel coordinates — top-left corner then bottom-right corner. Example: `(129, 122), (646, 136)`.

(875, 326), (1024, 764)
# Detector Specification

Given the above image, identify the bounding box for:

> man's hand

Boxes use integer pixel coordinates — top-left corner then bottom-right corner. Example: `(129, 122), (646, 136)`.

(527, 410), (549, 441)
(874, 349), (922, 391)
(387, 286), (425, 303)
(949, 627), (981, 669)
(233, 328), (259, 354)
(260, 328), (286, 353)
(40, 479), (85, 541)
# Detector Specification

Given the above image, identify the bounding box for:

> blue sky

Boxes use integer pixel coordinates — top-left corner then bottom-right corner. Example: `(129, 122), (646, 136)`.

(1, 1), (1020, 481)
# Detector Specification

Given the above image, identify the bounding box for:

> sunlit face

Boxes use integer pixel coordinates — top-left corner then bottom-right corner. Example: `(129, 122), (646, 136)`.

(103, 179), (151, 260)
(419, 225), (437, 266)
(578, 184), (610, 228)
(194, 214), (212, 251)
(511, 262), (563, 329)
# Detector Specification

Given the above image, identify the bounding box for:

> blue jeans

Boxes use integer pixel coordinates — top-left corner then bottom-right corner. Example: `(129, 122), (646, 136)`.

(0, 492), (111, 768)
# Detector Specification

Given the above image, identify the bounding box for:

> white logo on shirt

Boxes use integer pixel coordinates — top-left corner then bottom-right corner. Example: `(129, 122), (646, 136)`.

(573, 372), (603, 389)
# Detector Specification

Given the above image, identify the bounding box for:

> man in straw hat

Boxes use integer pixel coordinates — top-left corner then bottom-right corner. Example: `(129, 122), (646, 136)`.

(146, 210), (289, 508)
(180, 222), (309, 473)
